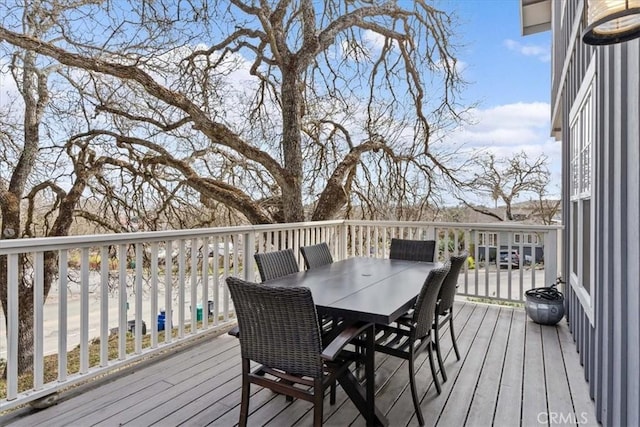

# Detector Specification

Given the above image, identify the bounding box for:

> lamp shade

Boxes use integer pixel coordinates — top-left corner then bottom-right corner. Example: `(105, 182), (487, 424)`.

(583, 0), (640, 45)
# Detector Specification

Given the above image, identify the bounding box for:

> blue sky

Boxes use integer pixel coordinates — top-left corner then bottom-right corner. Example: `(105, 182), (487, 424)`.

(447, 0), (551, 105)
(436, 0), (560, 199)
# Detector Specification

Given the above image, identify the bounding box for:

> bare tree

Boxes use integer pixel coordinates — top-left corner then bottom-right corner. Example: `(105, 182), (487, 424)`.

(0, 1), (468, 376)
(0, 0), (466, 225)
(0, 1), (189, 376)
(458, 151), (554, 222)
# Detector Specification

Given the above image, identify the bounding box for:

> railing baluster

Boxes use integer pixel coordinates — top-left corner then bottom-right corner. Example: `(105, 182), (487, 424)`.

(135, 243), (144, 354)
(233, 234), (239, 279)
(223, 235), (230, 321)
(118, 244), (127, 359)
(190, 238), (198, 335)
(213, 235), (221, 324)
(150, 242), (159, 347)
(7, 253), (19, 400)
(58, 249), (69, 382)
(58, 250), (68, 382)
(165, 240), (173, 344)
(33, 252), (44, 390)
(202, 238), (209, 330)
(80, 248), (90, 373)
(473, 233), (479, 296)
(100, 246), (109, 365)
(178, 240), (186, 338)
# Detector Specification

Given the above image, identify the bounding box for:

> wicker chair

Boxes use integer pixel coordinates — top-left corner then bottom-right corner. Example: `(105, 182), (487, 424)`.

(227, 277), (369, 427)
(228, 248), (300, 339)
(300, 242), (339, 334)
(373, 263), (450, 426)
(254, 248), (299, 282)
(389, 238), (436, 262)
(300, 242), (334, 270)
(433, 252), (468, 382)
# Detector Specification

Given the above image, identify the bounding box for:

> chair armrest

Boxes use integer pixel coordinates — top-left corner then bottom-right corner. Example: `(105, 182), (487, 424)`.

(228, 325), (240, 338)
(396, 312), (414, 327)
(321, 321), (372, 362)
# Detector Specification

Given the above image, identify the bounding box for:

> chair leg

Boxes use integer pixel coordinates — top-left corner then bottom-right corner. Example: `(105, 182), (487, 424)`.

(280, 379), (294, 401)
(313, 378), (324, 427)
(239, 359), (251, 427)
(434, 323), (447, 382)
(427, 342), (441, 395)
(449, 316), (461, 360)
(408, 355), (425, 426)
(330, 382), (337, 405)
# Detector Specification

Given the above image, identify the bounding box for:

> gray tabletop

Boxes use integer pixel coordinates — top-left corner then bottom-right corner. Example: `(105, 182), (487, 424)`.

(263, 257), (439, 324)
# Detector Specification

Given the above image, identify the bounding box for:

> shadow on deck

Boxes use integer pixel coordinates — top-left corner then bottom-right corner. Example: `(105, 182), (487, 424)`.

(1, 301), (598, 426)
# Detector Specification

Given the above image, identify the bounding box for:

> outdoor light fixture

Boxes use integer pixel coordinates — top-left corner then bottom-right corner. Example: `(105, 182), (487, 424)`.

(583, 0), (640, 45)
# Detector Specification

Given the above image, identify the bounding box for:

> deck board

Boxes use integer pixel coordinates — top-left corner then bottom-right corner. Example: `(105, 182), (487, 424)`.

(465, 307), (513, 427)
(417, 302), (485, 427)
(522, 322), (548, 427)
(494, 307), (527, 426)
(557, 319), (599, 426)
(436, 304), (500, 427)
(1, 301), (598, 427)
(542, 325), (576, 423)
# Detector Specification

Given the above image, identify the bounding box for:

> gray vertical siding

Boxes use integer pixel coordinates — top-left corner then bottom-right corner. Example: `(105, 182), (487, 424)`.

(623, 41), (640, 425)
(554, 1), (640, 426)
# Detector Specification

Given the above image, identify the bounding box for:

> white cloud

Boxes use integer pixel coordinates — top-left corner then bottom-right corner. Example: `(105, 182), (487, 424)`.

(0, 58), (20, 108)
(442, 102), (561, 196)
(339, 30), (392, 61)
(504, 39), (550, 62)
(363, 30), (385, 52)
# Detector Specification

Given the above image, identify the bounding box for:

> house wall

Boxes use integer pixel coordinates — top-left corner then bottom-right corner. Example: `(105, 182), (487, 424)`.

(553, 1), (640, 425)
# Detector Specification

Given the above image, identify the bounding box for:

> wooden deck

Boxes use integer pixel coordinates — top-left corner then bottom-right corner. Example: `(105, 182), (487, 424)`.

(1, 301), (598, 426)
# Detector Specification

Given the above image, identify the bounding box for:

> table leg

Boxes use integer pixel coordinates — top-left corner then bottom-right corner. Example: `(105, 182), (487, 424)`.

(336, 324), (388, 426)
(365, 323), (376, 426)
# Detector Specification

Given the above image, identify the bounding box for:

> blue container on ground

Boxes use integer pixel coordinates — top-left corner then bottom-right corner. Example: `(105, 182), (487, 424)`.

(157, 310), (166, 331)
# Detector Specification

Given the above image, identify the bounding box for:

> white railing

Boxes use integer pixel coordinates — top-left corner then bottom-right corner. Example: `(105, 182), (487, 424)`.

(0, 220), (561, 410)
(342, 220), (562, 301)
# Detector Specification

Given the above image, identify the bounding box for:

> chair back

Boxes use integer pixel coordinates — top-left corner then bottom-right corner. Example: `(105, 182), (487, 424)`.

(226, 277), (323, 378)
(438, 252), (468, 314)
(300, 242), (334, 269)
(412, 263), (451, 339)
(254, 248), (299, 282)
(389, 238), (436, 262)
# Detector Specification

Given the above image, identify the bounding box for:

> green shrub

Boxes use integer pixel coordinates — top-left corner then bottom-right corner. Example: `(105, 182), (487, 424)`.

(467, 256), (475, 270)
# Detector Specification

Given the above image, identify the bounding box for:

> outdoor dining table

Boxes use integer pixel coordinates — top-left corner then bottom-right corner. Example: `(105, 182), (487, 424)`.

(262, 256), (440, 427)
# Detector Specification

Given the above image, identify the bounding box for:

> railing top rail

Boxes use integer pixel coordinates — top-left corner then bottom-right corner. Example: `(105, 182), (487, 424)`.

(0, 219), (563, 255)
(344, 220), (563, 231)
(0, 220), (345, 254)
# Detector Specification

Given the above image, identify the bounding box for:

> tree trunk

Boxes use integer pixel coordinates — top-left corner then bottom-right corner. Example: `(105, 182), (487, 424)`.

(0, 48), (47, 378)
(17, 287), (35, 375)
(0, 254), (35, 379)
(0, 198), (31, 379)
(280, 69), (305, 223)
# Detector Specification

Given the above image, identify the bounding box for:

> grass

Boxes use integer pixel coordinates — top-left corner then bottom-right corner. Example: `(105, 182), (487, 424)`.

(0, 317), (227, 401)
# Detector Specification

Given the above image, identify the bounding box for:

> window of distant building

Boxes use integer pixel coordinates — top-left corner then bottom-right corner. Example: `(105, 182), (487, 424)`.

(478, 232), (498, 246)
(568, 55), (595, 321)
(514, 233), (540, 245)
